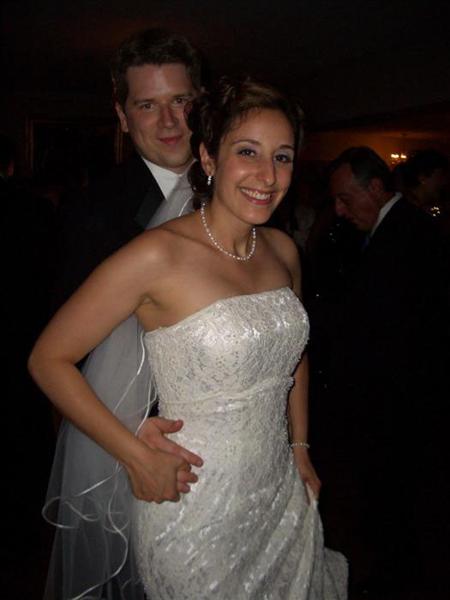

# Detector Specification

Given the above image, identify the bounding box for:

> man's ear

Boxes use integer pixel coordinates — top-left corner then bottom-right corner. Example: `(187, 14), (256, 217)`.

(367, 177), (384, 196)
(115, 102), (129, 134)
(199, 143), (216, 177)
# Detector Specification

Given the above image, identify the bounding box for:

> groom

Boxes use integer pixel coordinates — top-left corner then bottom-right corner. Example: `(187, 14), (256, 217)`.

(55, 28), (203, 304)
(54, 28), (206, 497)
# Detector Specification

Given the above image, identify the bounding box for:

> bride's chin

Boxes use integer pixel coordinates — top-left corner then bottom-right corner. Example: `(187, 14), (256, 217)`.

(246, 206), (277, 224)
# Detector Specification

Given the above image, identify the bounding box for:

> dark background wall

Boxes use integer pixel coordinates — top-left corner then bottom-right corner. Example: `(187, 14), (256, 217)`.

(2, 0), (450, 173)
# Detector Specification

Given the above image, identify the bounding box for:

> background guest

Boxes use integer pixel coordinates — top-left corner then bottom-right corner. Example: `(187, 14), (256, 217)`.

(402, 149), (449, 212)
(401, 149), (450, 236)
(307, 146), (449, 598)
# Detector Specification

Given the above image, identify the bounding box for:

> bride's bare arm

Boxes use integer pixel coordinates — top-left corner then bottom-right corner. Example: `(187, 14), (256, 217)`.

(271, 229), (321, 499)
(288, 354), (321, 499)
(29, 233), (198, 502)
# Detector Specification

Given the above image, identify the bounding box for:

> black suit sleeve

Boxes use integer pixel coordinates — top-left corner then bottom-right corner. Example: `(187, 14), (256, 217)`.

(52, 156), (162, 311)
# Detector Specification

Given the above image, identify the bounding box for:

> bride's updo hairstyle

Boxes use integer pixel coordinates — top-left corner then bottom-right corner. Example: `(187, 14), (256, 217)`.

(188, 76), (304, 205)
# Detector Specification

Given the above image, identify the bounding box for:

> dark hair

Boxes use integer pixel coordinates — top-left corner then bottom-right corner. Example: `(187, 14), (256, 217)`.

(402, 149), (449, 188)
(0, 133), (15, 173)
(111, 29), (203, 106)
(328, 146), (394, 192)
(188, 76), (304, 204)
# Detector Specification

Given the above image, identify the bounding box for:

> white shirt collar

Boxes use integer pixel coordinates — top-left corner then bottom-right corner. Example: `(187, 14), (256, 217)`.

(141, 157), (187, 200)
(370, 192), (402, 236)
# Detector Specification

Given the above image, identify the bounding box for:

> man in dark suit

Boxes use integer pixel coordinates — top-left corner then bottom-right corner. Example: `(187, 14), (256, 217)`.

(41, 30), (206, 599)
(51, 29), (205, 492)
(55, 28), (203, 305)
(309, 147), (449, 597)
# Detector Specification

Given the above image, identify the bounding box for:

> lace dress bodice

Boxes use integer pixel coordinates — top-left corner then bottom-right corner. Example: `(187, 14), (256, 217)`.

(134, 287), (347, 599)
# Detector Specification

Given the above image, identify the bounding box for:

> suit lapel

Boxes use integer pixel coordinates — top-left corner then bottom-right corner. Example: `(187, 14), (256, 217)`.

(120, 155), (165, 230)
(134, 179), (165, 229)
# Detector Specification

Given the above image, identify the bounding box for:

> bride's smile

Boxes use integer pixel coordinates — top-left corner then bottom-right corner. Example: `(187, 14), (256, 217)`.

(200, 107), (295, 230)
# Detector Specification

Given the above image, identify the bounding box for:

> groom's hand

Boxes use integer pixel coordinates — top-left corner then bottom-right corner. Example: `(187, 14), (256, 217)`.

(139, 417), (203, 493)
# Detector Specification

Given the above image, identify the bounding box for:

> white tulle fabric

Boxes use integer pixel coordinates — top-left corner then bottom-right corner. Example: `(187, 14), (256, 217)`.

(135, 287), (347, 599)
(43, 177), (193, 600)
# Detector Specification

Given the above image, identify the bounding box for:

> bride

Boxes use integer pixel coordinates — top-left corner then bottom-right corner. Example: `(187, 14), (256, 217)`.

(30, 77), (347, 599)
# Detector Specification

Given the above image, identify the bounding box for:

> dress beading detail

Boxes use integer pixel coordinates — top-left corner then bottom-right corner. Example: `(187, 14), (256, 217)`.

(135, 287), (347, 599)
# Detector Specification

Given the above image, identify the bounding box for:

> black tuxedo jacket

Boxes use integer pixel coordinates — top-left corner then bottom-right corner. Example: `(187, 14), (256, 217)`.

(54, 155), (164, 307)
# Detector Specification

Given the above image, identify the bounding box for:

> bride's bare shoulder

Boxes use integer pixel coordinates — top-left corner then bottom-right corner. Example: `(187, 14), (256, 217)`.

(259, 226), (301, 292)
(113, 212), (199, 269)
(157, 211), (198, 235)
(260, 227), (299, 262)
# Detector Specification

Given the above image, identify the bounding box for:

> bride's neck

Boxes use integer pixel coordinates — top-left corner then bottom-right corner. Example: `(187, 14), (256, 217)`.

(201, 202), (254, 256)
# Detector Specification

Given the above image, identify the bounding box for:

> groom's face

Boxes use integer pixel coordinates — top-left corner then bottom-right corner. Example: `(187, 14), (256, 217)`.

(115, 63), (196, 173)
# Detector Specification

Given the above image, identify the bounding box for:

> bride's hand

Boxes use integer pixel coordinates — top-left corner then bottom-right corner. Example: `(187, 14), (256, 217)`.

(125, 443), (194, 503)
(138, 417), (203, 494)
(293, 447), (321, 501)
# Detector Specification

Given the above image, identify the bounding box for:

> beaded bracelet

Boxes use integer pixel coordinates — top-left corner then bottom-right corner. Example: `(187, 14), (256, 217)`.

(290, 441), (310, 449)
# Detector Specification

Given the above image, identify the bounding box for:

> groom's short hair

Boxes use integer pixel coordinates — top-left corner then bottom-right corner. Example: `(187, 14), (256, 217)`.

(111, 29), (203, 106)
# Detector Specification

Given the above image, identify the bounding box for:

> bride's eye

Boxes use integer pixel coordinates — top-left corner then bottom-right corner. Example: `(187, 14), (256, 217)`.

(274, 152), (294, 164)
(237, 148), (256, 157)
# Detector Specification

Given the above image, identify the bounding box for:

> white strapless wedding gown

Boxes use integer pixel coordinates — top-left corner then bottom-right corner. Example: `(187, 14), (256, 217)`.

(134, 287), (347, 599)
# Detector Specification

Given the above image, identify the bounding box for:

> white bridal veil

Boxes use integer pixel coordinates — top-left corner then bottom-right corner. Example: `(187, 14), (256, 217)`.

(43, 183), (193, 600)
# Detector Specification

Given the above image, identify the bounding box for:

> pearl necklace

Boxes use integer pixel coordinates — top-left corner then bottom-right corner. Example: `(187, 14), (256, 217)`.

(200, 202), (257, 261)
